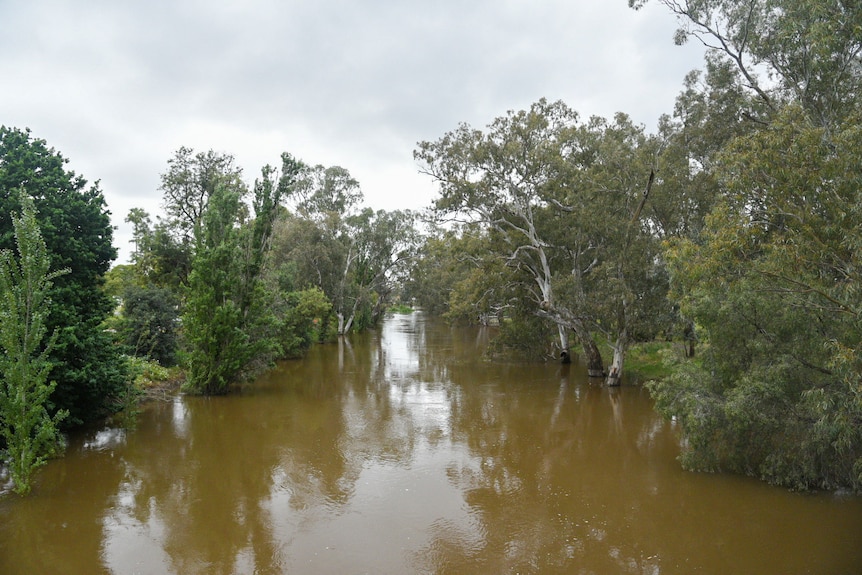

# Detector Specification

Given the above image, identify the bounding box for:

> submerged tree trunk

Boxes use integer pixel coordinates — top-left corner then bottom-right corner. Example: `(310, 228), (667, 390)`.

(336, 311), (355, 336)
(571, 319), (604, 377)
(557, 325), (570, 362)
(336, 295), (361, 335)
(605, 329), (628, 387)
(342, 314), (354, 335)
(538, 304), (604, 375)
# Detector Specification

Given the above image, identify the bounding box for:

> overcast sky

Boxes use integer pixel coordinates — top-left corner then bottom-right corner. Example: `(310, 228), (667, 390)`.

(1, 0), (705, 264)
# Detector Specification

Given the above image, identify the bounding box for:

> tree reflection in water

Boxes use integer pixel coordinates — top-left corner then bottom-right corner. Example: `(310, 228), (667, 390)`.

(1, 312), (861, 575)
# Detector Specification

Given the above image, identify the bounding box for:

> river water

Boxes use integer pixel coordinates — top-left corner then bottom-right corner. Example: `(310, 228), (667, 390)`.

(1, 312), (861, 574)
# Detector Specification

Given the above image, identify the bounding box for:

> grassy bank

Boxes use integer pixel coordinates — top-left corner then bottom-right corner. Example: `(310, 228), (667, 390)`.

(623, 341), (684, 384)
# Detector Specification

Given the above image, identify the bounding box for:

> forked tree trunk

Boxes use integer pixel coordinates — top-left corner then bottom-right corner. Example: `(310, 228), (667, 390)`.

(336, 312), (349, 336)
(538, 305), (604, 374)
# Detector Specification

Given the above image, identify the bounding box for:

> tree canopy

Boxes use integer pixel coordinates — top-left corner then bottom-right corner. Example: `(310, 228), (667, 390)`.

(416, 100), (671, 381)
(0, 126), (128, 426)
(628, 0), (862, 490)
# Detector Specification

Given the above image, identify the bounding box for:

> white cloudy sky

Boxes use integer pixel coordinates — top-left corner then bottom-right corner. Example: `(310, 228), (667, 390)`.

(1, 0), (705, 264)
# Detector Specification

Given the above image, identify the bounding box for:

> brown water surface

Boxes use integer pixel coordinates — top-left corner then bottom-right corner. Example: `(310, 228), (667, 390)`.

(1, 312), (861, 574)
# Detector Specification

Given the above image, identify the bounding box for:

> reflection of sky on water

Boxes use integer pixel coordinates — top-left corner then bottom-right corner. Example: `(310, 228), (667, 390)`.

(379, 312), (423, 381)
(52, 312), (862, 575)
(82, 428), (126, 451)
(255, 314), (480, 574)
(377, 313), (456, 444)
(259, 442), (481, 574)
(100, 311), (481, 574)
(171, 398), (189, 438)
(103, 479), (173, 574)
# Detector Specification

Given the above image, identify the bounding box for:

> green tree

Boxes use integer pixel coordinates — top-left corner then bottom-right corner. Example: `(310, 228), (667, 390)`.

(0, 127), (128, 426)
(416, 100), (605, 370)
(271, 164), (417, 335)
(342, 207), (417, 332)
(630, 0), (862, 128)
(574, 115), (675, 383)
(137, 220), (193, 292)
(404, 224), (493, 318)
(632, 0), (862, 490)
(183, 180), (253, 394)
(0, 193), (68, 494)
(103, 264), (140, 301)
(125, 207), (152, 265)
(654, 106), (862, 490)
(277, 287), (333, 358)
(160, 147), (245, 241)
(182, 153), (297, 394)
(122, 285), (180, 366)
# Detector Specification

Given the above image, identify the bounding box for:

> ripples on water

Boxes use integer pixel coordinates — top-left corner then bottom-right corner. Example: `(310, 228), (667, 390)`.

(1, 312), (861, 574)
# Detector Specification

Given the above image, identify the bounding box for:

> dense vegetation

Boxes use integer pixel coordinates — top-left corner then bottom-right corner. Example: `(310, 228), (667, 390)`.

(1, 0), (859, 493)
(0, 127), (130, 428)
(118, 149), (417, 396)
(0, 193), (69, 494)
(409, 0), (862, 490)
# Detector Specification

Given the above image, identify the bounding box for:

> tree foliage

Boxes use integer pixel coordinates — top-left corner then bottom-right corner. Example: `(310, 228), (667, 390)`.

(653, 107), (862, 489)
(630, 0), (862, 128)
(405, 224), (503, 320)
(0, 193), (68, 494)
(277, 287), (333, 358)
(182, 154), (298, 394)
(416, 100), (670, 377)
(122, 285), (180, 366)
(635, 0), (862, 490)
(0, 126), (128, 426)
(268, 164), (418, 335)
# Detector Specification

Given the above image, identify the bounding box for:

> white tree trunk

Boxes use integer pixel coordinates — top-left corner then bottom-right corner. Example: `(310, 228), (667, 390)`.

(606, 330), (627, 386)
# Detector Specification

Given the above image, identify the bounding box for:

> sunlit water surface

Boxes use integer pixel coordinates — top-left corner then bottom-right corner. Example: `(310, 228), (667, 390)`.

(1, 312), (861, 574)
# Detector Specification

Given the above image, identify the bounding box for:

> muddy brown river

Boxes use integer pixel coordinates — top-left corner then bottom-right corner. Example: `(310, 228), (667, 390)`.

(1, 312), (861, 574)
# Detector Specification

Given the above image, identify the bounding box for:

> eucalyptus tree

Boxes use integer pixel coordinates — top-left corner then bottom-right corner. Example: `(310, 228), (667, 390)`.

(416, 99), (606, 373)
(298, 205), (416, 335)
(125, 207), (152, 264)
(293, 164), (363, 220)
(417, 100), (672, 380)
(269, 164), (362, 335)
(271, 164), (417, 335)
(654, 106), (862, 490)
(630, 0), (862, 128)
(342, 207), (418, 331)
(142, 147), (248, 291)
(635, 0), (862, 489)
(405, 224), (505, 320)
(161, 147), (245, 241)
(567, 115), (670, 384)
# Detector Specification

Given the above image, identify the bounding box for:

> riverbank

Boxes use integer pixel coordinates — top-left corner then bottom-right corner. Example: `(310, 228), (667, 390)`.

(623, 340), (682, 383)
(128, 357), (185, 402)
